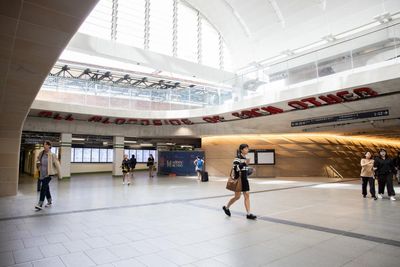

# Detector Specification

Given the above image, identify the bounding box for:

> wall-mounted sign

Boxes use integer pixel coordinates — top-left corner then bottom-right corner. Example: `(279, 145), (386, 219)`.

(31, 87), (381, 126)
(158, 151), (205, 176)
(291, 109), (389, 127)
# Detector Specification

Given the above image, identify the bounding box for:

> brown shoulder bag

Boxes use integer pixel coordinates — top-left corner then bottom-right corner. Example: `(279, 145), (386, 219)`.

(226, 168), (242, 192)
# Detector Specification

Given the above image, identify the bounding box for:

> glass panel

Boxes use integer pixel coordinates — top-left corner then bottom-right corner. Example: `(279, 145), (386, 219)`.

(149, 0), (173, 55)
(136, 150), (143, 162)
(83, 148), (91, 162)
(99, 148), (108, 162)
(223, 42), (233, 71)
(74, 148), (83, 162)
(143, 150), (150, 163)
(201, 18), (220, 68)
(177, 1), (198, 62)
(116, 0), (145, 48)
(78, 0), (112, 40)
(91, 148), (100, 162)
(107, 149), (114, 162)
(286, 52), (318, 85)
(351, 27), (396, 68)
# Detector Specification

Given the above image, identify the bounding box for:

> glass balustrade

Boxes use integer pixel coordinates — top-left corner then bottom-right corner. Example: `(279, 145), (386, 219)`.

(37, 22), (400, 112)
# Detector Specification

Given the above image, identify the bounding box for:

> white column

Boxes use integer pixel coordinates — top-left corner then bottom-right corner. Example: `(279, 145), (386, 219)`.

(112, 136), (124, 176)
(60, 133), (72, 179)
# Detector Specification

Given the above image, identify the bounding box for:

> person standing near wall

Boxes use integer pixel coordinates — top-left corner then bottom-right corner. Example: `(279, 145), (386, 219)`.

(35, 140), (61, 210)
(223, 144), (257, 220)
(129, 154), (137, 181)
(194, 156), (204, 181)
(121, 154), (131, 185)
(374, 148), (396, 200)
(147, 154), (155, 178)
(394, 151), (400, 185)
(360, 151), (376, 200)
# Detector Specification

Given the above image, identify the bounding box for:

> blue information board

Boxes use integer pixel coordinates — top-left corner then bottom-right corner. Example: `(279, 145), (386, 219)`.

(158, 151), (205, 176)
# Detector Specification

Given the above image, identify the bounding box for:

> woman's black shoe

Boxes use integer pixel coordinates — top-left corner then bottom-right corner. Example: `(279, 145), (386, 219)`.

(373, 196), (378, 200)
(222, 206), (231, 217)
(246, 214), (257, 220)
(363, 195), (366, 198)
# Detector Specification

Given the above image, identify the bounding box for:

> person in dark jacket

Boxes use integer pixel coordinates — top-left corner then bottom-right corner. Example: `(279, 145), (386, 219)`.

(394, 151), (400, 185)
(121, 154), (131, 185)
(374, 148), (396, 200)
(222, 144), (257, 220)
(129, 154), (137, 181)
(147, 154), (155, 178)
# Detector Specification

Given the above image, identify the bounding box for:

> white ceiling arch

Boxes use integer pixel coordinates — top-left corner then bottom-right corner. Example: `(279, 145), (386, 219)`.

(186, 0), (400, 69)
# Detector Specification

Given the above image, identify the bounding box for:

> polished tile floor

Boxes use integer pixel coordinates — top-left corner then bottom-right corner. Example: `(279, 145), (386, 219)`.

(0, 172), (399, 267)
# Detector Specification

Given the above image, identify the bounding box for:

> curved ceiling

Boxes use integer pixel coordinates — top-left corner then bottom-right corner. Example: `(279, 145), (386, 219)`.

(186, 0), (400, 68)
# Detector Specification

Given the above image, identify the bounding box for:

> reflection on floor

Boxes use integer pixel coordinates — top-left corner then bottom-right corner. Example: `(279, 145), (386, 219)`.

(0, 172), (399, 266)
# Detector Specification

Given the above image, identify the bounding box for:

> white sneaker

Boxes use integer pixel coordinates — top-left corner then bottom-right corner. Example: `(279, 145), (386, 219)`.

(390, 196), (396, 201)
(122, 182), (125, 185)
(378, 194), (383, 199)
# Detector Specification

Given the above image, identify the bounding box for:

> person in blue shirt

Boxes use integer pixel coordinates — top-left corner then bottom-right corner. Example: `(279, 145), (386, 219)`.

(194, 156), (204, 180)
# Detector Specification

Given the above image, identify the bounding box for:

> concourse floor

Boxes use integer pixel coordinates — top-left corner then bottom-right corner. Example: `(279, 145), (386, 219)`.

(0, 173), (399, 267)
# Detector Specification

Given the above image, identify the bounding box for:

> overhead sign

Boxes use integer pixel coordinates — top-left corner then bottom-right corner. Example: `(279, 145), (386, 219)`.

(32, 87), (381, 126)
(291, 109), (389, 127)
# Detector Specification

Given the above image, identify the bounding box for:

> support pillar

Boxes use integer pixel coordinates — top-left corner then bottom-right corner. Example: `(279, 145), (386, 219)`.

(0, 131), (21, 196)
(112, 136), (124, 176)
(60, 133), (72, 179)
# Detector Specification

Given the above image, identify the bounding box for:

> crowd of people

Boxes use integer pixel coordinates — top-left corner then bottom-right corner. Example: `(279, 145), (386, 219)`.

(121, 153), (155, 185)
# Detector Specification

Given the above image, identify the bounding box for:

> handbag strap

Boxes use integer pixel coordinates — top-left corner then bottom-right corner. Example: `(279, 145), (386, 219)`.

(230, 168), (241, 179)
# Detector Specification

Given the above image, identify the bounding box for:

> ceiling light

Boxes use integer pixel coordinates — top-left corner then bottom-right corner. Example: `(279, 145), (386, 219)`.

(336, 21), (380, 39)
(140, 143), (153, 147)
(281, 49), (294, 56)
(374, 12), (392, 24)
(180, 145), (193, 148)
(102, 142), (108, 146)
(294, 40), (327, 53)
(72, 137), (85, 141)
(124, 140), (137, 144)
(322, 34), (336, 42)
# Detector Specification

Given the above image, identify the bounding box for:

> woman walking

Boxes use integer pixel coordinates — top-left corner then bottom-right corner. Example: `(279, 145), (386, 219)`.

(35, 140), (61, 210)
(129, 154), (137, 181)
(360, 152), (376, 200)
(121, 154), (131, 185)
(374, 148), (396, 200)
(222, 144), (257, 220)
(147, 154), (155, 178)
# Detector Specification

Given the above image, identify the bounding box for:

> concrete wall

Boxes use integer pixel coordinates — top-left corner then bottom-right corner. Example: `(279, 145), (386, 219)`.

(202, 134), (400, 178)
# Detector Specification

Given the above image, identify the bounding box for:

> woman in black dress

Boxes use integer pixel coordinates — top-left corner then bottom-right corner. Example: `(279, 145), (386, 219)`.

(223, 144), (257, 220)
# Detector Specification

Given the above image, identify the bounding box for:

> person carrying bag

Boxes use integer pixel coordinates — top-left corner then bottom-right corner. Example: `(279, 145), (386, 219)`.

(223, 144), (257, 220)
(226, 168), (242, 192)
